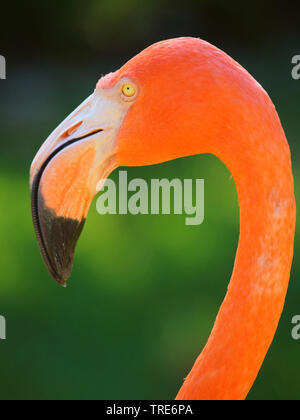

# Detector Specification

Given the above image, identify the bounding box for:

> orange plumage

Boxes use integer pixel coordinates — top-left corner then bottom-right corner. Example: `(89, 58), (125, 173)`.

(31, 38), (296, 399)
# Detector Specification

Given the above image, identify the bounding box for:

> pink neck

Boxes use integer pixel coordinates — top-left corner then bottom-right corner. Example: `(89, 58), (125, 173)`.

(176, 109), (296, 400)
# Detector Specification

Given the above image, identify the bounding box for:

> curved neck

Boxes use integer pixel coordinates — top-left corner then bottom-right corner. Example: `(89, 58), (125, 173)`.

(176, 114), (296, 400)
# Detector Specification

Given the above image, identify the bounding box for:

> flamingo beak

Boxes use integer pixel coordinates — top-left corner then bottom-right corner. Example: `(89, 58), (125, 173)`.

(30, 91), (123, 286)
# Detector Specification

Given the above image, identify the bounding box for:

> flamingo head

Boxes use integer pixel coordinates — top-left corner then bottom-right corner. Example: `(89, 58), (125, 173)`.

(30, 37), (251, 285)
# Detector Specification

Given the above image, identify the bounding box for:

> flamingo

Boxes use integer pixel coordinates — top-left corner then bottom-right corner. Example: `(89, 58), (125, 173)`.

(30, 37), (296, 400)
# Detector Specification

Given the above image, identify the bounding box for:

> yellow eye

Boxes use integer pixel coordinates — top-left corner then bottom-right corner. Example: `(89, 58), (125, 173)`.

(122, 83), (136, 98)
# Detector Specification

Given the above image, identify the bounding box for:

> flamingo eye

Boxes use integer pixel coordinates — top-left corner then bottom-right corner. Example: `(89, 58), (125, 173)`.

(121, 83), (136, 98)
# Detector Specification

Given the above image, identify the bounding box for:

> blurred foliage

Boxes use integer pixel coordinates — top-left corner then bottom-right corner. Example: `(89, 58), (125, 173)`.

(0, 1), (300, 400)
(2, 0), (300, 61)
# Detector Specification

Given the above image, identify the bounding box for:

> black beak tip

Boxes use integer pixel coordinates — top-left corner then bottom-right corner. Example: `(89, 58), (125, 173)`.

(50, 262), (72, 287)
(31, 191), (86, 286)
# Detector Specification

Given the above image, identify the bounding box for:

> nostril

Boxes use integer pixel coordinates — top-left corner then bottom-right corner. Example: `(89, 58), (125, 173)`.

(61, 121), (83, 139)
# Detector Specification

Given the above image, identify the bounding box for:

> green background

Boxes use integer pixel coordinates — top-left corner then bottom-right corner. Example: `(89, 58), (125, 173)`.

(0, 0), (299, 400)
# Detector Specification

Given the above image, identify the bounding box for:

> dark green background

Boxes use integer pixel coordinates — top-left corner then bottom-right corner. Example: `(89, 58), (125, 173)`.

(0, 0), (299, 400)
